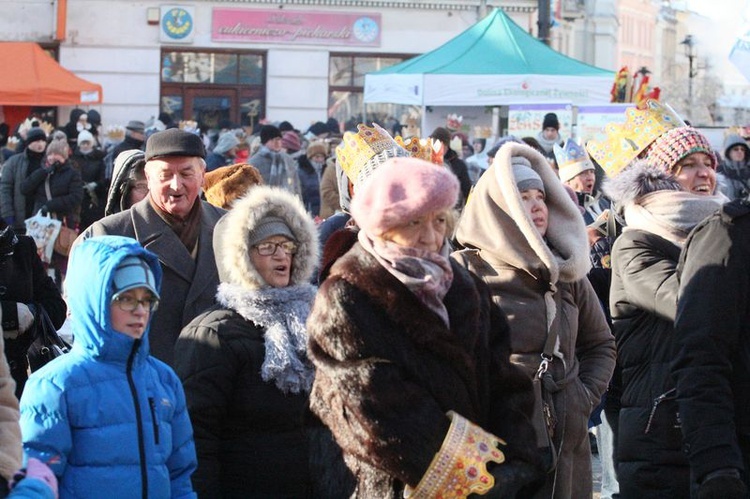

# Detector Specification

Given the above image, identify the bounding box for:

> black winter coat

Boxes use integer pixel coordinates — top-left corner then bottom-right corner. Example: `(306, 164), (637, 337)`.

(443, 149), (472, 205)
(609, 229), (689, 498)
(0, 234), (66, 397)
(174, 306), (312, 498)
(70, 149), (107, 231)
(672, 200), (750, 490)
(308, 244), (541, 497)
(20, 160), (83, 227)
(297, 155), (326, 217)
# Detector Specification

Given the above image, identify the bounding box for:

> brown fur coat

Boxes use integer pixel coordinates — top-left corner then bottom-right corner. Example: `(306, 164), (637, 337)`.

(308, 243), (541, 497)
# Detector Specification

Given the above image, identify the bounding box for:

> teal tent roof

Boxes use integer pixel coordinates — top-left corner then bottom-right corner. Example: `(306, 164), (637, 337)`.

(374, 8), (612, 77)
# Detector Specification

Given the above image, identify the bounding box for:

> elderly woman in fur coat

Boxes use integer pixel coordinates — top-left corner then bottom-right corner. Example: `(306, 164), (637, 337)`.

(174, 186), (319, 498)
(603, 126), (726, 499)
(308, 157), (544, 498)
(453, 142), (616, 498)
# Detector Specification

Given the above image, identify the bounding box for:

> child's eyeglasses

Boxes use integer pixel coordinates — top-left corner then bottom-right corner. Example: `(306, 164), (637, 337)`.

(112, 294), (160, 312)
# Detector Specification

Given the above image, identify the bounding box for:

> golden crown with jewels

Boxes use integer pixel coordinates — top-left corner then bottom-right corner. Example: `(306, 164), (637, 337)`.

(585, 100), (685, 177)
(394, 135), (443, 165)
(336, 123), (409, 188)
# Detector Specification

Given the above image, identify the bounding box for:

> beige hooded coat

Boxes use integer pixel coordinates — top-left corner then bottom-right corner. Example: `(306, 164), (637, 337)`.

(454, 142), (615, 499)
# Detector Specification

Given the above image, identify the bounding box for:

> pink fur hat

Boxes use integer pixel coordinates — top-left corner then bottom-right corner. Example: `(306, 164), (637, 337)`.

(350, 157), (459, 237)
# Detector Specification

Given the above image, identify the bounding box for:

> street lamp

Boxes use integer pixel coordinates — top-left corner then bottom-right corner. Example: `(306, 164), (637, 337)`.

(680, 35), (698, 119)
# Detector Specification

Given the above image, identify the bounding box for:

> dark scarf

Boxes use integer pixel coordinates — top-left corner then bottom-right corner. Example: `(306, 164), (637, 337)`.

(149, 196), (202, 253)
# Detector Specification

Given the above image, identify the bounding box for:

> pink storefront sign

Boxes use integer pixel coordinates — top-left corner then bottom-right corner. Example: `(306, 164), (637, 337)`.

(212, 9), (381, 47)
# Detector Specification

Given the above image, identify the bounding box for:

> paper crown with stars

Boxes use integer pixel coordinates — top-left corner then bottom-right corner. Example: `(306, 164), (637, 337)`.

(335, 123), (410, 190)
(554, 139), (595, 183)
(394, 135), (444, 165)
(585, 99), (685, 177)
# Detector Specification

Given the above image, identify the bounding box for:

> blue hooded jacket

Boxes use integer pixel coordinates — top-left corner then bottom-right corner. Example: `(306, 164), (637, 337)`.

(19, 236), (197, 498)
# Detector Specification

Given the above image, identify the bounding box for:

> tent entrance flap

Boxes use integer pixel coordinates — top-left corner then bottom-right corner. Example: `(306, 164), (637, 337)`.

(0, 42), (102, 106)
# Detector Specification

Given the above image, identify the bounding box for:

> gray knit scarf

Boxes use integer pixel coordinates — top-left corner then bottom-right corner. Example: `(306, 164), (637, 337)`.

(216, 282), (317, 394)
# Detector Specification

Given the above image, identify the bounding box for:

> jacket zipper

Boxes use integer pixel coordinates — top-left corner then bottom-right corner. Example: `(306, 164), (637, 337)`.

(148, 397), (160, 445)
(645, 388), (677, 434)
(127, 340), (148, 499)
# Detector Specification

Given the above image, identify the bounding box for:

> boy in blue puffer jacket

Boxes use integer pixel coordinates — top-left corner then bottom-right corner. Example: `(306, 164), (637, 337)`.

(19, 235), (197, 499)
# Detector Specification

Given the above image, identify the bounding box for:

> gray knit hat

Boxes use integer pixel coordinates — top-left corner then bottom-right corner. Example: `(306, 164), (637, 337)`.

(112, 256), (160, 299)
(247, 216), (295, 247)
(512, 157), (545, 194)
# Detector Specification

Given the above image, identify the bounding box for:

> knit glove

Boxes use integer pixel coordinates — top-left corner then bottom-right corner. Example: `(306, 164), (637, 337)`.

(697, 469), (747, 499)
(10, 458), (58, 499)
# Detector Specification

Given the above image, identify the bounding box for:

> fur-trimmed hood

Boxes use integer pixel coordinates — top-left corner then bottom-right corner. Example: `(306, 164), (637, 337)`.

(602, 160), (682, 209)
(455, 142), (590, 285)
(213, 186), (319, 290)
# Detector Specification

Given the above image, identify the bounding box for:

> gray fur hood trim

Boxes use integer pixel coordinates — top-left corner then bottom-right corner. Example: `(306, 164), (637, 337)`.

(213, 185), (320, 290)
(602, 160), (682, 208)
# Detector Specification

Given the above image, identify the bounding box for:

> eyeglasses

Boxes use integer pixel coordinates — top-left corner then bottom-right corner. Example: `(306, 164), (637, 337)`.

(112, 294), (160, 313)
(253, 241), (298, 256)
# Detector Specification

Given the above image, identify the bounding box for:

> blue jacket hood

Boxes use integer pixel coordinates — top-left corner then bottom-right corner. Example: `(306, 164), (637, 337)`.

(66, 235), (162, 363)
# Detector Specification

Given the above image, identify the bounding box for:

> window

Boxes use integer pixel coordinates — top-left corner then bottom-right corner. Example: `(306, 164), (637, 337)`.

(329, 53), (419, 133)
(160, 49), (266, 129)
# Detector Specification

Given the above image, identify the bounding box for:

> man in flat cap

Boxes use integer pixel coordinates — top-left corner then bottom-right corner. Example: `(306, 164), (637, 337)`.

(78, 128), (225, 366)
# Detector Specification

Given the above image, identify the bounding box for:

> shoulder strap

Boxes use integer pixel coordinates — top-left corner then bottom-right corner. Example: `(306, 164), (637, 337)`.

(44, 176), (52, 201)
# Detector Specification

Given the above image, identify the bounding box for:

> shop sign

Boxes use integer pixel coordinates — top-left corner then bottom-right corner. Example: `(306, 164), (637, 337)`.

(161, 6), (195, 43)
(212, 9), (381, 47)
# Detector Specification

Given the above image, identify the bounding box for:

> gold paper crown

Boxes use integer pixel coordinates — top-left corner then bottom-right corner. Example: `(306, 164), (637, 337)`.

(336, 123), (408, 187)
(394, 135), (443, 165)
(585, 99), (685, 177)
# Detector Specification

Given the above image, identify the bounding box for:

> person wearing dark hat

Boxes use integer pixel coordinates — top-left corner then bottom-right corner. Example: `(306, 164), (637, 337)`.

(110, 120), (146, 163)
(536, 112), (564, 160)
(0, 127), (48, 233)
(20, 235), (197, 498)
(175, 185), (319, 498)
(249, 125), (301, 196)
(78, 128), (225, 367)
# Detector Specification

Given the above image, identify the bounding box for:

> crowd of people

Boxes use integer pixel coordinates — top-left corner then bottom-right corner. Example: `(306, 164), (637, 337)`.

(0, 101), (746, 498)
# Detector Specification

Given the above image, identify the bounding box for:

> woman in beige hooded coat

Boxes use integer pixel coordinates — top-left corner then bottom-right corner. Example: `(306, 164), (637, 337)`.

(454, 141), (616, 498)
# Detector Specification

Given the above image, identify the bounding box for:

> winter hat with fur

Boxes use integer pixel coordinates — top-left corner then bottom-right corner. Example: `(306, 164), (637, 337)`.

(306, 141), (328, 159)
(350, 157), (459, 238)
(603, 159), (683, 209)
(45, 139), (69, 160)
(212, 186), (319, 289)
(645, 126), (716, 172)
(203, 163), (264, 209)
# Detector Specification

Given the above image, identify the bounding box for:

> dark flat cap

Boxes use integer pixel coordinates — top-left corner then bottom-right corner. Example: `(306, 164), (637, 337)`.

(145, 128), (206, 160)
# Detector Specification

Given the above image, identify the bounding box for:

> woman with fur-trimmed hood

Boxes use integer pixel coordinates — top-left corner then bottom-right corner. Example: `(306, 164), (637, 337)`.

(454, 142), (616, 498)
(603, 125), (726, 499)
(174, 186), (319, 498)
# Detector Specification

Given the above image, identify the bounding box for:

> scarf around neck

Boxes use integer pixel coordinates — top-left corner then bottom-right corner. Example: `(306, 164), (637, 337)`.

(624, 190), (724, 246)
(359, 231), (454, 327)
(216, 282), (317, 394)
(149, 195), (202, 254)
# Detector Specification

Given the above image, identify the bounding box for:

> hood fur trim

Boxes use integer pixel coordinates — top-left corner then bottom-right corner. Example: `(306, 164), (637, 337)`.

(602, 160), (682, 208)
(213, 186), (319, 290)
(456, 142), (590, 284)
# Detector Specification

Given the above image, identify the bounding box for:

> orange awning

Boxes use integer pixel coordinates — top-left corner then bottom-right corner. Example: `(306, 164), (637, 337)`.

(0, 42), (102, 106)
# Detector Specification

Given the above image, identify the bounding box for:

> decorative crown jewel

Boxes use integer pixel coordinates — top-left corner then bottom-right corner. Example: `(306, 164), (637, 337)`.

(395, 135), (444, 165)
(585, 99), (686, 177)
(554, 139), (589, 167)
(446, 113), (463, 131)
(336, 123), (409, 188)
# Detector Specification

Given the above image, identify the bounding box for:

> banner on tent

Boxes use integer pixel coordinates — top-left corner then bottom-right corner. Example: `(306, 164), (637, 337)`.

(576, 104), (631, 143)
(508, 104), (572, 139)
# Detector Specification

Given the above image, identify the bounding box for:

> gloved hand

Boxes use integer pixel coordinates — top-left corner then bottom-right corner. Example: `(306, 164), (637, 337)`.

(84, 181), (97, 192)
(472, 460), (544, 499)
(17, 303), (34, 333)
(697, 469), (747, 499)
(10, 458), (59, 499)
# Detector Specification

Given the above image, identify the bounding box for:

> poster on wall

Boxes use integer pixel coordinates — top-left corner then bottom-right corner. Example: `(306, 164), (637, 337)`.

(161, 6), (196, 44)
(508, 103), (572, 140)
(576, 104), (631, 144)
